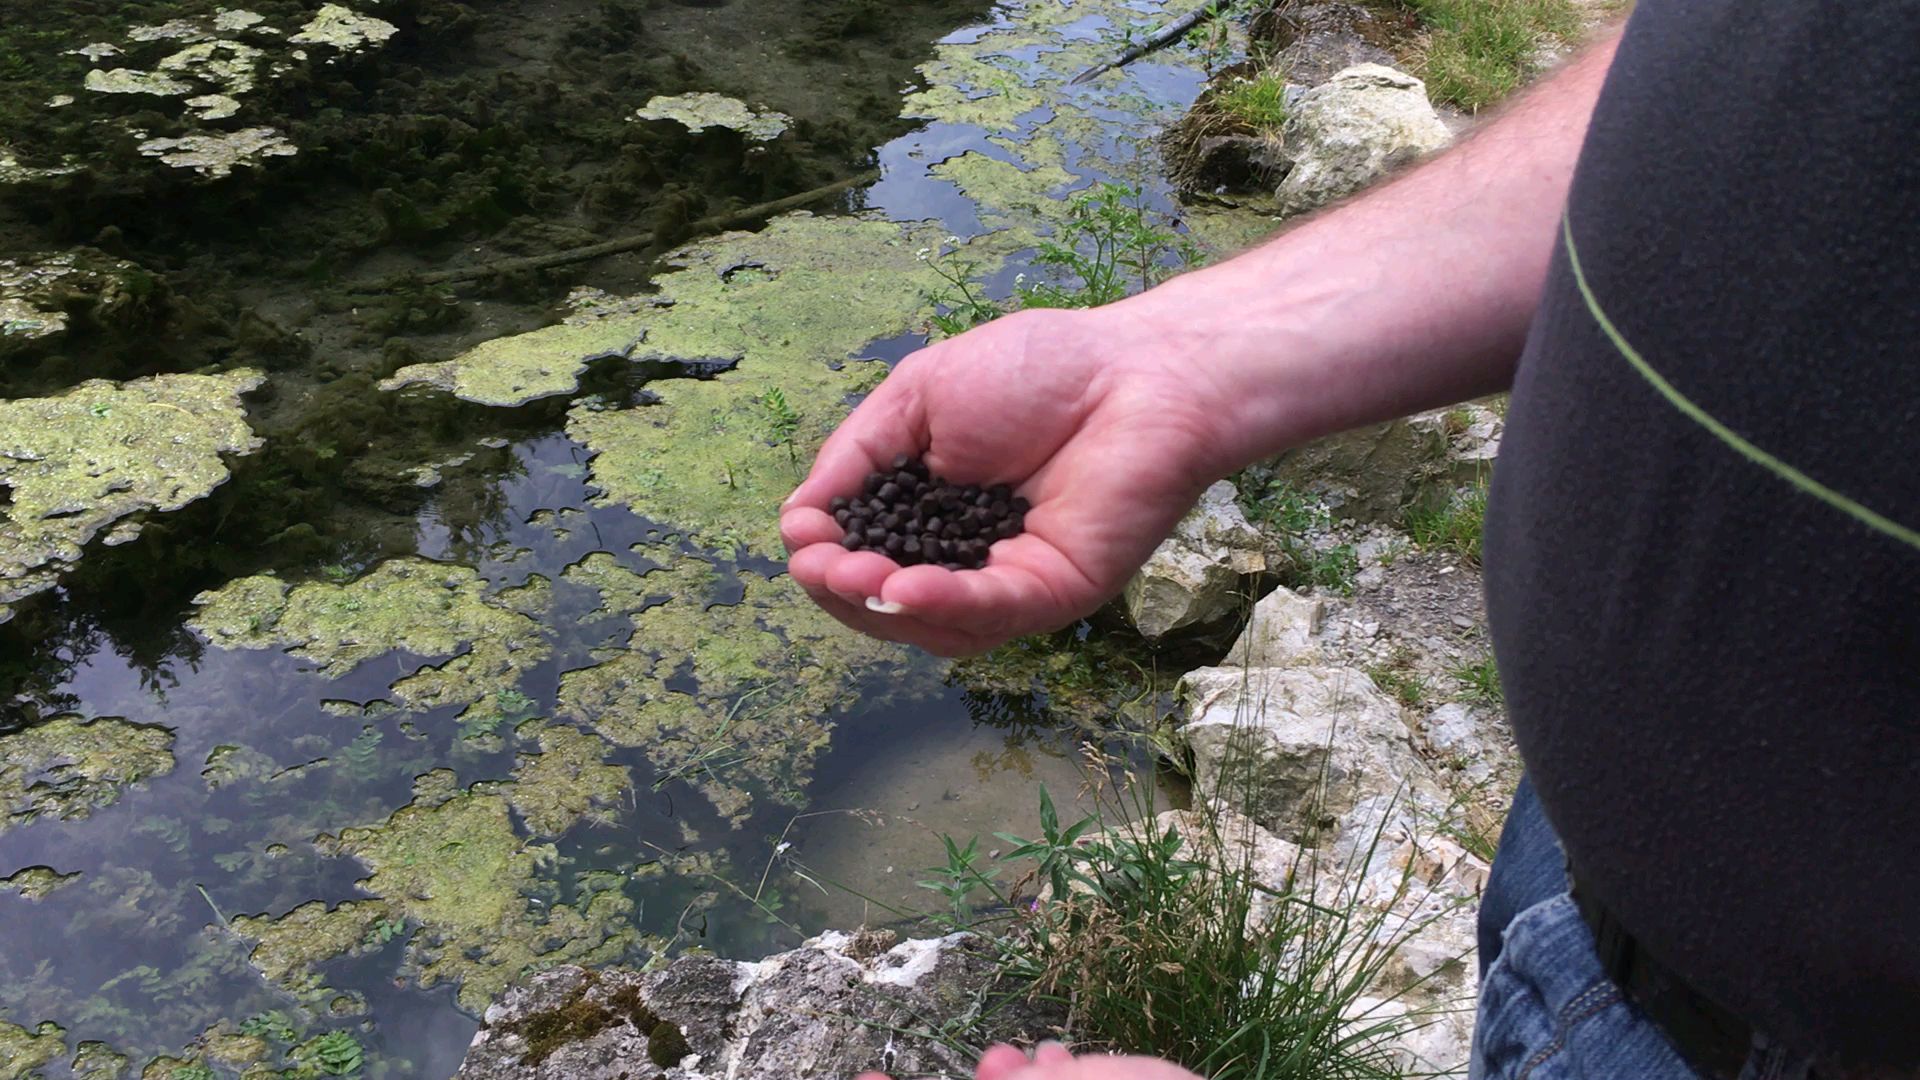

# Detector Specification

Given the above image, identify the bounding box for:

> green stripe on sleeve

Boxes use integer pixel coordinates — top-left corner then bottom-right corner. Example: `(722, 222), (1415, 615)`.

(1562, 212), (1920, 553)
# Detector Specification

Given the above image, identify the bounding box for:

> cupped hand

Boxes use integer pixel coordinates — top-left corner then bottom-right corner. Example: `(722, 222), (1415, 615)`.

(781, 305), (1233, 656)
(853, 1040), (1205, 1080)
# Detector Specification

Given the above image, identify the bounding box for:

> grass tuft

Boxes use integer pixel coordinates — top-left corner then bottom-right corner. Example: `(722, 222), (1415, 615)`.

(913, 783), (1427, 1080)
(1211, 69), (1291, 131)
(1366, 647), (1430, 712)
(1402, 476), (1489, 564)
(1403, 0), (1582, 111)
(1449, 653), (1503, 707)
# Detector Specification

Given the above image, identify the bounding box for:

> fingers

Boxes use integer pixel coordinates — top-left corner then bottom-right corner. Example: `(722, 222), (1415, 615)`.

(874, 536), (1091, 635)
(787, 544), (1079, 654)
(975, 1041), (1072, 1080)
(785, 546), (991, 656)
(784, 366), (927, 514)
(976, 1044), (1033, 1080)
(780, 506), (843, 553)
(1031, 1043), (1074, 1069)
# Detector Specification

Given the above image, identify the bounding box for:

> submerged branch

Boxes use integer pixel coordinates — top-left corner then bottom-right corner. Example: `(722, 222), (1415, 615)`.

(353, 169), (879, 293)
(1068, 3), (1221, 85)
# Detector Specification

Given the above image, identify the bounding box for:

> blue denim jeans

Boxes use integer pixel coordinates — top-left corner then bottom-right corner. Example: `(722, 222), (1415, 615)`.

(1470, 777), (1815, 1080)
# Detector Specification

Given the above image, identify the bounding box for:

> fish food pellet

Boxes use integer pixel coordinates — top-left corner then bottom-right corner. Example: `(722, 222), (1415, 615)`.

(835, 454), (1027, 569)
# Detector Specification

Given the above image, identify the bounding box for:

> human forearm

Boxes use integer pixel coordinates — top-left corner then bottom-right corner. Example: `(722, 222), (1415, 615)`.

(1109, 29), (1623, 477)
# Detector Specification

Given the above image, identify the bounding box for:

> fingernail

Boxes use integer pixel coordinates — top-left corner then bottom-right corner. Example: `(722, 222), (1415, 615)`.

(781, 489), (800, 508)
(865, 597), (906, 615)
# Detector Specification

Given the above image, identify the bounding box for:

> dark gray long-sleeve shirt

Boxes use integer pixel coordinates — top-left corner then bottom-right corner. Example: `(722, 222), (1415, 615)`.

(1484, 0), (1920, 1066)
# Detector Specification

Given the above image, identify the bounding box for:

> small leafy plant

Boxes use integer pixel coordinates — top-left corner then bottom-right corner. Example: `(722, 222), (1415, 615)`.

(1450, 653), (1504, 706)
(293, 1030), (366, 1076)
(363, 915), (407, 947)
(920, 241), (1003, 338)
(759, 387), (801, 464)
(917, 834), (1002, 923)
(905, 783), (1427, 1080)
(1019, 183), (1202, 309)
(920, 184), (1202, 337)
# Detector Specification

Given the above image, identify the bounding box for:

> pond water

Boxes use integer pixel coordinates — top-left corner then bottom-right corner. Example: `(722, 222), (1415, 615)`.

(0, 0), (1246, 1074)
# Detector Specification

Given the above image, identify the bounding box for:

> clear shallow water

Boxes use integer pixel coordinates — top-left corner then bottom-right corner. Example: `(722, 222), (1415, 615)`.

(0, 0), (1219, 1073)
(0, 430), (1144, 1074)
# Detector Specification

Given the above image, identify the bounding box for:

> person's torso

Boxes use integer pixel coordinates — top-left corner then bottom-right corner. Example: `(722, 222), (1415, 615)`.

(1484, 0), (1920, 1065)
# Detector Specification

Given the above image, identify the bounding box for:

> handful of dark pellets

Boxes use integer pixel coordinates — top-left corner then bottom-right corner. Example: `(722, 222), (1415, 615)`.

(833, 454), (1029, 570)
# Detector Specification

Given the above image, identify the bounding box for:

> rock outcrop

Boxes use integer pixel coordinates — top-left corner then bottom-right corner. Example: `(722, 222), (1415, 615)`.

(1275, 64), (1453, 215)
(1254, 2), (1399, 85)
(1122, 480), (1270, 638)
(456, 931), (1048, 1080)
(1172, 584), (1490, 1071)
(1262, 417), (1450, 524)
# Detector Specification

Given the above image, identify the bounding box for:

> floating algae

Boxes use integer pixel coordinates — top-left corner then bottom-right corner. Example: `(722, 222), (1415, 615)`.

(506, 722), (632, 838)
(0, 250), (156, 358)
(239, 781), (647, 1012)
(563, 215), (984, 555)
(137, 126), (297, 177)
(189, 560), (551, 737)
(288, 3), (399, 54)
(633, 92), (793, 142)
(1, 865), (83, 900)
(10, 1), (402, 188)
(81, 68), (196, 96)
(379, 308), (651, 408)
(557, 554), (924, 826)
(0, 1018), (66, 1080)
(68, 1040), (130, 1079)
(230, 898), (393, 999)
(386, 211), (989, 553)
(0, 715), (176, 835)
(0, 370), (263, 622)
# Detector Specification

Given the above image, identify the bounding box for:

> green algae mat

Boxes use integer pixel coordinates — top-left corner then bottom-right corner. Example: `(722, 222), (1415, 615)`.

(0, 1), (1278, 1075)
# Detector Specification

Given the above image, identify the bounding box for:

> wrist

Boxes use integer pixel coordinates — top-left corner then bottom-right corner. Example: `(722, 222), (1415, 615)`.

(1102, 254), (1368, 477)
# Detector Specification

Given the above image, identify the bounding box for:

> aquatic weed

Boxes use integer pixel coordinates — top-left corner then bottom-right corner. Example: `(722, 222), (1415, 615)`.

(1020, 183), (1202, 309)
(757, 388), (801, 464)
